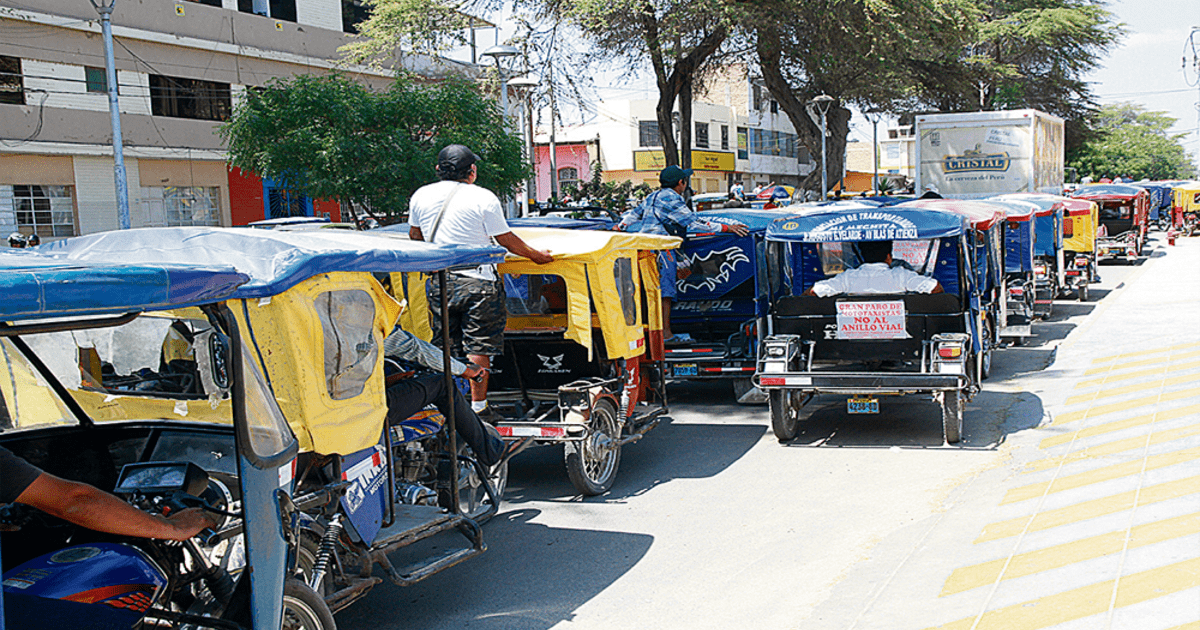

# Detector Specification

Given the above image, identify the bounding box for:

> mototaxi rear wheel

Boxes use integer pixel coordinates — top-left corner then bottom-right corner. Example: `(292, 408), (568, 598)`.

(941, 391), (963, 444)
(769, 389), (804, 442)
(564, 398), (622, 496)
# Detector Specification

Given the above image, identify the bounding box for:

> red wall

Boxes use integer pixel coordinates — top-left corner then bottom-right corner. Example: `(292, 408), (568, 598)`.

(227, 166), (343, 225)
(227, 166), (263, 226)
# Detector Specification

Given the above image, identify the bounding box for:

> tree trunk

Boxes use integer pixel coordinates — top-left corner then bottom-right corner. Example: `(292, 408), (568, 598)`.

(680, 77), (693, 170)
(756, 29), (849, 196)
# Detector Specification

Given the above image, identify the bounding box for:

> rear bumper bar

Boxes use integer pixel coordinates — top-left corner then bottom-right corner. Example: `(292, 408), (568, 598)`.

(753, 371), (968, 395)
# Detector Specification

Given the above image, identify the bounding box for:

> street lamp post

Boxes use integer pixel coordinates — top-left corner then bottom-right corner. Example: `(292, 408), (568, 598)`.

(89, 0), (130, 229)
(865, 108), (884, 194)
(481, 45), (520, 217)
(507, 75), (539, 216)
(810, 94), (835, 200)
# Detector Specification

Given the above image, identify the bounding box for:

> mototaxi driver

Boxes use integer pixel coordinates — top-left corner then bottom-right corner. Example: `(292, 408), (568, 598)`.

(1, 445), (217, 540)
(806, 240), (943, 297)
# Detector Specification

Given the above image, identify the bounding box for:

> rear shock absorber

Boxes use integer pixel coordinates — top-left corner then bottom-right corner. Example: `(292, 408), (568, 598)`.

(619, 359), (634, 419)
(308, 513), (343, 592)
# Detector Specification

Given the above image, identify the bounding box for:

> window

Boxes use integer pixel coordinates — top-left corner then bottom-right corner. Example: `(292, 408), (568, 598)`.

(737, 127), (748, 159)
(315, 290), (378, 400)
(5, 185), (75, 238)
(342, 0), (369, 33)
(752, 85), (763, 111)
(503, 273), (568, 316)
(613, 258), (637, 326)
(721, 125), (729, 151)
(141, 186), (221, 226)
(557, 167), (579, 190)
(149, 74), (231, 121)
(237, 0), (296, 21)
(770, 100), (778, 114)
(0, 56), (24, 105)
(84, 66), (108, 93)
(267, 187), (309, 218)
(639, 120), (661, 147)
(694, 122), (709, 149)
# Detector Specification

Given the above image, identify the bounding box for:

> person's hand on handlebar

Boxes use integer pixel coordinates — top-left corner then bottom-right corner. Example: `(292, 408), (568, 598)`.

(162, 507), (221, 541)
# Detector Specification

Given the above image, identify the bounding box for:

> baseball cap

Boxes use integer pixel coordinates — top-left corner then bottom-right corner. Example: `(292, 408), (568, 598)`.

(437, 144), (479, 172)
(659, 165), (694, 186)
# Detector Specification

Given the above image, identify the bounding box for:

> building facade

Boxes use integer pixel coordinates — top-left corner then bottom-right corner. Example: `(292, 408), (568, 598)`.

(529, 67), (816, 202)
(0, 0), (462, 242)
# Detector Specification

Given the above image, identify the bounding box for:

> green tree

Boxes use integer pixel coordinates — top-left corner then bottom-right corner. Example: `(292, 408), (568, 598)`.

(559, 161), (652, 217)
(746, 0), (978, 193)
(1067, 103), (1197, 180)
(221, 73), (527, 221)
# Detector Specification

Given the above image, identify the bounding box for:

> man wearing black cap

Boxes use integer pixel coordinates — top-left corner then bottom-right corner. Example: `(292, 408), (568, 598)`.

(409, 144), (552, 420)
(615, 165), (748, 342)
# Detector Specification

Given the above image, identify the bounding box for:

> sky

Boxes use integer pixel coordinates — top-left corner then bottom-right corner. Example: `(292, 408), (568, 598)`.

(470, 1), (1200, 162)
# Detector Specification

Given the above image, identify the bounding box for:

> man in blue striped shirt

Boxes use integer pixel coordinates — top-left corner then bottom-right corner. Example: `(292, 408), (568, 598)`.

(616, 165), (748, 342)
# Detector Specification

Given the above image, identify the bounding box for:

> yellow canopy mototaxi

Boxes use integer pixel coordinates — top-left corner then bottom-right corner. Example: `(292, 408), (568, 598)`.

(1060, 198), (1099, 300)
(1172, 181), (1200, 235)
(398, 226), (680, 496)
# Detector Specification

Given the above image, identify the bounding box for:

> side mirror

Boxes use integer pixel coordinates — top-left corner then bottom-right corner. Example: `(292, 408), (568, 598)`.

(195, 329), (231, 400)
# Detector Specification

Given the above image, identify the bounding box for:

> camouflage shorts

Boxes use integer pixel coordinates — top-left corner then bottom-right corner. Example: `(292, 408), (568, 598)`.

(427, 273), (506, 357)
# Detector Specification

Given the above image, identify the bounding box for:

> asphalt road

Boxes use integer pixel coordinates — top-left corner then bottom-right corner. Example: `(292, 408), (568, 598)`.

(336, 233), (1190, 630)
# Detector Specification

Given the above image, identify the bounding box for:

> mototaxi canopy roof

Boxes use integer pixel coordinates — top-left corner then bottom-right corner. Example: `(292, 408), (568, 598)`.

(1071, 184), (1145, 200)
(988, 193), (1066, 217)
(899, 199), (1006, 231)
(507, 216), (615, 230)
(501, 227), (679, 362)
(1060, 198), (1098, 217)
(691, 208), (806, 234)
(765, 205), (970, 243)
(982, 198), (1037, 222)
(41, 227), (505, 299)
(0, 249), (248, 320)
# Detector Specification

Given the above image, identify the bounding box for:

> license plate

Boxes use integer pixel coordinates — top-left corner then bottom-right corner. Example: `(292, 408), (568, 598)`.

(847, 398), (879, 414)
(673, 364), (698, 377)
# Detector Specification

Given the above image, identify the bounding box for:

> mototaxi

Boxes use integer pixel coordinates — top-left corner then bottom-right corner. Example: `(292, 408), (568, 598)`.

(981, 198), (1039, 342)
(1059, 198), (1100, 301)
(990, 194), (1066, 318)
(752, 201), (1004, 445)
(38, 227), (507, 618)
(0, 243), (306, 629)
(664, 208), (802, 403)
(1171, 181), (1200, 235)
(1070, 184), (1149, 262)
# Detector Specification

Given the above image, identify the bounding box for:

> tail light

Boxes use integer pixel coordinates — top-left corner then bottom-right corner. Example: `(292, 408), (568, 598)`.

(937, 344), (963, 359)
(1008, 286), (1025, 297)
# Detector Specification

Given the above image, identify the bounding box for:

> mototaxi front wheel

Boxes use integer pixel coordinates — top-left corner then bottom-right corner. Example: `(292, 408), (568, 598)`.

(564, 398), (622, 496)
(283, 578), (337, 630)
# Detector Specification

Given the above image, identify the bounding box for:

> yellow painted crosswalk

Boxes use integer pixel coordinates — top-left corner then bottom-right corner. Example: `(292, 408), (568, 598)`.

(927, 339), (1200, 630)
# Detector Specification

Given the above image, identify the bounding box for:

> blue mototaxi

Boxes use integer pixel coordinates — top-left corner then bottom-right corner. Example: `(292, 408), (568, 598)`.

(1135, 182), (1172, 229)
(39, 227), (507, 617)
(752, 202), (1002, 445)
(664, 208), (794, 402)
(982, 198), (1039, 343)
(0, 248), (304, 629)
(990, 193), (1066, 317)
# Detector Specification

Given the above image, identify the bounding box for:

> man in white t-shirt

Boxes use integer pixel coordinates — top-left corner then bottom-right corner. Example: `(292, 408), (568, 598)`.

(409, 144), (552, 419)
(808, 240), (942, 297)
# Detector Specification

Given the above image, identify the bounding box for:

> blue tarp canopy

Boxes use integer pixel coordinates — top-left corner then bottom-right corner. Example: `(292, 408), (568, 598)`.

(0, 250), (248, 319)
(41, 227), (505, 299)
(1071, 184), (1143, 198)
(765, 207), (968, 243)
(692, 208), (805, 234)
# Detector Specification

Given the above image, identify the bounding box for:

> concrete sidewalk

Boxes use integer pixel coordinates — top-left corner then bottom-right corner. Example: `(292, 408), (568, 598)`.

(808, 237), (1200, 630)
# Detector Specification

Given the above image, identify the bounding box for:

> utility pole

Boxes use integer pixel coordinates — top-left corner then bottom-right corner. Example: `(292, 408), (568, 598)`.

(90, 0), (131, 229)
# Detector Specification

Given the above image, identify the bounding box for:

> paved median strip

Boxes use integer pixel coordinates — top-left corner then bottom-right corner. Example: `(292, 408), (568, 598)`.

(1065, 372), (1197, 406)
(1003, 446), (1200, 504)
(1083, 348), (1200, 376)
(975, 475), (1200, 543)
(1053, 387), (1200, 424)
(1075, 359), (1200, 390)
(928, 557), (1200, 630)
(1088, 340), (1200, 366)
(1025, 422), (1200, 473)
(941, 512), (1200, 596)
(1040, 403), (1200, 449)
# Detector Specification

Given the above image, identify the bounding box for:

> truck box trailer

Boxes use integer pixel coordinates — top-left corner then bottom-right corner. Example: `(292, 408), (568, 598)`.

(915, 109), (1065, 200)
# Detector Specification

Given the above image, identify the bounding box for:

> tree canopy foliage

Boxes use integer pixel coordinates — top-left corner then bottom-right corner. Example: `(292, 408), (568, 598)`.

(220, 73), (527, 220)
(1067, 103), (1196, 181)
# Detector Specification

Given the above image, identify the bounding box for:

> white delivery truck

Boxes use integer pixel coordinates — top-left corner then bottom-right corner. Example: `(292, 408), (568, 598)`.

(915, 109), (1064, 199)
